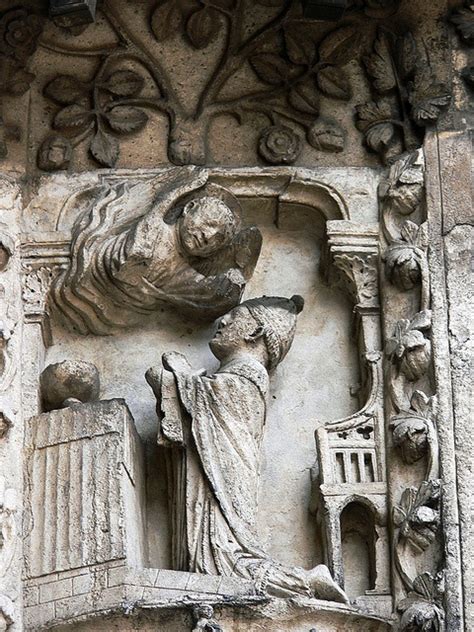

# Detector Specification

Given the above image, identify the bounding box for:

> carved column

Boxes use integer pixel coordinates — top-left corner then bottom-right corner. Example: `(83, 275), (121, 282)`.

(314, 220), (391, 614)
(424, 128), (472, 632)
(0, 178), (23, 631)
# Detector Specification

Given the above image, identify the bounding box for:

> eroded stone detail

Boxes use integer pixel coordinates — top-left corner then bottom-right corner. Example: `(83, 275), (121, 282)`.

(380, 149), (446, 628)
(40, 360), (100, 411)
(50, 174), (262, 334)
(24, 398), (146, 578)
(146, 294), (347, 603)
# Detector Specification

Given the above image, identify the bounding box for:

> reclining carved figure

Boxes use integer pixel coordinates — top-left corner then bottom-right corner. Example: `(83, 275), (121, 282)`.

(146, 295), (348, 603)
(50, 170), (262, 335)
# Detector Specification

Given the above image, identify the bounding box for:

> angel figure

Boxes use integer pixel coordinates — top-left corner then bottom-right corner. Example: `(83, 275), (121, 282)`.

(146, 295), (348, 603)
(50, 169), (262, 335)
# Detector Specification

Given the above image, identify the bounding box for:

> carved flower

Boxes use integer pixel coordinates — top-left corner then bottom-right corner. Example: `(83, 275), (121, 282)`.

(0, 9), (43, 61)
(393, 480), (441, 552)
(37, 135), (72, 171)
(391, 391), (435, 464)
(398, 572), (445, 632)
(379, 150), (425, 216)
(385, 221), (428, 290)
(307, 119), (345, 153)
(258, 125), (301, 164)
(386, 311), (431, 381)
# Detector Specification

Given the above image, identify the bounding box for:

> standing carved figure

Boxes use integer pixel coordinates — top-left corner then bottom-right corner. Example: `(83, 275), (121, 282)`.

(50, 170), (262, 335)
(146, 295), (348, 603)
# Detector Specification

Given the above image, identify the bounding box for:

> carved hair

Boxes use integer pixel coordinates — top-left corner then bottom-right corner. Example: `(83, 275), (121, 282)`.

(242, 295), (304, 370)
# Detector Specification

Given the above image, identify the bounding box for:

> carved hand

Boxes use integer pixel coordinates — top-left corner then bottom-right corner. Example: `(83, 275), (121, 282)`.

(162, 351), (192, 374)
(215, 268), (245, 298)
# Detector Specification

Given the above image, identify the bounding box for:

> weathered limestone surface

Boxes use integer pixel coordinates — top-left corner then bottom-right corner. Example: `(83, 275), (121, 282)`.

(0, 1), (471, 631)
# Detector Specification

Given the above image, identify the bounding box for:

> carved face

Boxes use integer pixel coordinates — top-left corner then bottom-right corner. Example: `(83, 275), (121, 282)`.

(178, 196), (236, 257)
(209, 306), (261, 361)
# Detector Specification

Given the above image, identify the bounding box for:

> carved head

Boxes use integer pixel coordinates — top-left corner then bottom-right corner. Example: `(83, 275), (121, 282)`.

(178, 195), (238, 257)
(210, 295), (304, 369)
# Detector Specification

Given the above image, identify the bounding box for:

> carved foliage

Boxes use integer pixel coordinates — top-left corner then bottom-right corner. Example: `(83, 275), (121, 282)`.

(393, 480), (441, 554)
(390, 390), (436, 465)
(386, 310), (431, 382)
(22, 266), (57, 315)
(0, 7), (44, 158)
(41, 4), (364, 168)
(332, 253), (379, 306)
(397, 572), (445, 632)
(356, 31), (450, 163)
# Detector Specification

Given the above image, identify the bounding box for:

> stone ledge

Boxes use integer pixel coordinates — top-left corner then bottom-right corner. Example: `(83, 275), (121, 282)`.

(23, 565), (258, 630)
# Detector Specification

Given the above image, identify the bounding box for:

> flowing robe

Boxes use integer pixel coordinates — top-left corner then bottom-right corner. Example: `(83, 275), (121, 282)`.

(161, 357), (318, 597)
(51, 187), (242, 335)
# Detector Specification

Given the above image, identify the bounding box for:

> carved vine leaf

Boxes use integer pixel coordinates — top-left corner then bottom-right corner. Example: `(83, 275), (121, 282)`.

(393, 480), (441, 553)
(390, 390), (435, 464)
(356, 30), (450, 163)
(385, 310), (431, 382)
(397, 572), (445, 632)
(41, 67), (149, 168)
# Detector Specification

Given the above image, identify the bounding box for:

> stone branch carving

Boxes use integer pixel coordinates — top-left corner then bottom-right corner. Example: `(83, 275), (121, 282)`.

(49, 172), (262, 335)
(380, 149), (446, 627)
(146, 294), (348, 603)
(31, 0), (446, 169)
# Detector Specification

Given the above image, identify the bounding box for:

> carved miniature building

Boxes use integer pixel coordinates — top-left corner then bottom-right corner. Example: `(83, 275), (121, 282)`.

(0, 1), (472, 631)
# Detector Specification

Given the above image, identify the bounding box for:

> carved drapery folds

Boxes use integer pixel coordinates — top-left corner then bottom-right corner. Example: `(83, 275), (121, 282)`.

(146, 295), (348, 604)
(48, 172), (262, 335)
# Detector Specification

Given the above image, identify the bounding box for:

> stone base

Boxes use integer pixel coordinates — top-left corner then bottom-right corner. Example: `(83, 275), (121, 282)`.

(23, 565), (393, 631)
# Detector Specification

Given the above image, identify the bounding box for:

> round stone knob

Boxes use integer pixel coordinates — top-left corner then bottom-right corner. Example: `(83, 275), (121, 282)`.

(40, 360), (100, 411)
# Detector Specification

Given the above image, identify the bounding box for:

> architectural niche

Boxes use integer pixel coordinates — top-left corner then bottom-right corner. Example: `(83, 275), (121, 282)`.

(0, 1), (470, 631)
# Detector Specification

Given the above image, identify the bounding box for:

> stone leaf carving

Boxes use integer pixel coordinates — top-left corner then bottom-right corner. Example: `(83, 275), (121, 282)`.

(385, 221), (428, 291)
(50, 172), (262, 335)
(22, 265), (58, 315)
(393, 480), (441, 554)
(146, 294), (348, 603)
(40, 0), (369, 168)
(450, 2), (474, 93)
(379, 150), (425, 223)
(356, 31), (450, 163)
(0, 7), (44, 158)
(332, 253), (379, 306)
(390, 390), (436, 465)
(397, 572), (445, 632)
(386, 310), (432, 382)
(450, 3), (474, 44)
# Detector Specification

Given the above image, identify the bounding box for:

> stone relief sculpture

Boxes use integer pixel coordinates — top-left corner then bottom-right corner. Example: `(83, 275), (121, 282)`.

(146, 295), (348, 603)
(50, 171), (262, 334)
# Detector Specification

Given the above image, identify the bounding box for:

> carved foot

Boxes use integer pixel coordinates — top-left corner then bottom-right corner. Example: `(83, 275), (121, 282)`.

(307, 565), (349, 604)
